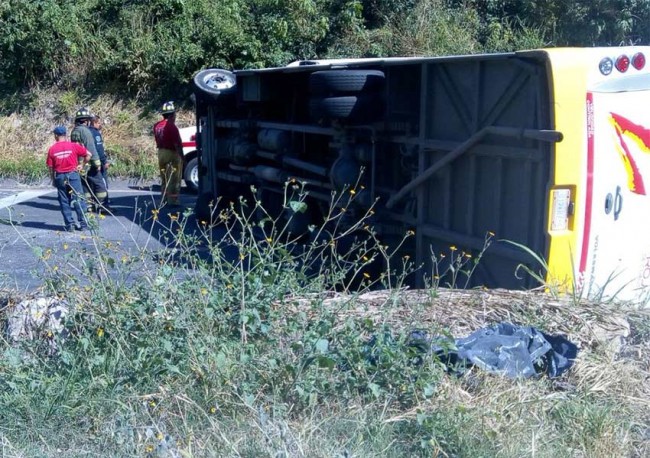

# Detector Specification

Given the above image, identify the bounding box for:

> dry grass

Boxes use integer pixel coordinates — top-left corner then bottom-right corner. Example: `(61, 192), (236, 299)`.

(281, 288), (639, 348)
(2, 282), (649, 456)
(278, 287), (650, 456)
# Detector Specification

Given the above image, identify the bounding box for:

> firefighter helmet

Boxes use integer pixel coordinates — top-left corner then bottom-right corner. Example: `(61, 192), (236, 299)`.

(74, 107), (91, 122)
(161, 101), (176, 115)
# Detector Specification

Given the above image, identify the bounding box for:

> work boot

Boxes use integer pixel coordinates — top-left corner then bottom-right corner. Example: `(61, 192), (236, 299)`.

(64, 224), (76, 232)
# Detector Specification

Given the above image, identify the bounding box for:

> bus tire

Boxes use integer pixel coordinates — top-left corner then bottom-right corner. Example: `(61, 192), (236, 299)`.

(309, 70), (385, 96)
(183, 157), (199, 193)
(193, 68), (237, 101)
(309, 95), (384, 123)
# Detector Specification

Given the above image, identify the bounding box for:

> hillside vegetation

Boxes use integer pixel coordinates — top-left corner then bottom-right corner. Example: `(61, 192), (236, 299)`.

(1, 0), (650, 97)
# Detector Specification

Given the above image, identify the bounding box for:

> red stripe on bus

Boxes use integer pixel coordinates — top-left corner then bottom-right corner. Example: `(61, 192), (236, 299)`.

(579, 92), (595, 274)
(182, 141), (196, 148)
(610, 112), (650, 151)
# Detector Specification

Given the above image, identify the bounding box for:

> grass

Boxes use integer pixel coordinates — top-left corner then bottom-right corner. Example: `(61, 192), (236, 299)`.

(0, 185), (648, 458)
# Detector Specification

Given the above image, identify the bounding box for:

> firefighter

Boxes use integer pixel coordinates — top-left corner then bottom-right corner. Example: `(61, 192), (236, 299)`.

(71, 107), (107, 212)
(153, 101), (183, 206)
(46, 126), (91, 231)
(89, 114), (111, 209)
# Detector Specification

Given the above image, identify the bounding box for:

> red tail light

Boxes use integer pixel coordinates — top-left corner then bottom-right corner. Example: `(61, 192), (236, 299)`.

(632, 52), (646, 70)
(615, 55), (630, 72)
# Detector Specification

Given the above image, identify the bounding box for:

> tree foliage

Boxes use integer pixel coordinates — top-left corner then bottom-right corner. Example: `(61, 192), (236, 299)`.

(0, 0), (648, 96)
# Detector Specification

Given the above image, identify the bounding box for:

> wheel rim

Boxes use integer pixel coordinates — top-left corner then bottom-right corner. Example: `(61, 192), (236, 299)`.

(202, 72), (235, 90)
(190, 164), (199, 188)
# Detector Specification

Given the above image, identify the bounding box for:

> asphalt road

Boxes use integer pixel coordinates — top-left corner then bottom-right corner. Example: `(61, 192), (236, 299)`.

(0, 177), (199, 291)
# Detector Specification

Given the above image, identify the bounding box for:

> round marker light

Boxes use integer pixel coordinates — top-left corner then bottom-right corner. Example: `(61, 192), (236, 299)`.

(599, 57), (613, 75)
(615, 54), (630, 73)
(632, 52), (646, 70)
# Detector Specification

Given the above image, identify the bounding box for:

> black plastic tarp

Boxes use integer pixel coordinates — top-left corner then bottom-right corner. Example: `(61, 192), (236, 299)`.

(423, 322), (578, 378)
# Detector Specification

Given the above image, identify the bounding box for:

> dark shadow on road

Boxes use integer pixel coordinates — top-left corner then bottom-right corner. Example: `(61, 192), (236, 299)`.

(100, 188), (217, 266)
(9, 221), (66, 231)
(20, 200), (61, 212)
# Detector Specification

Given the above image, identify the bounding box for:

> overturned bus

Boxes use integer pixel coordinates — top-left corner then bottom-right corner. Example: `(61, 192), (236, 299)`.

(191, 47), (650, 302)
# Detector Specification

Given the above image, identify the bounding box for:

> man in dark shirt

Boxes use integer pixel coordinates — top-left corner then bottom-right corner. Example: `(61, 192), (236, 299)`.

(46, 126), (91, 231)
(89, 114), (111, 209)
(71, 107), (107, 212)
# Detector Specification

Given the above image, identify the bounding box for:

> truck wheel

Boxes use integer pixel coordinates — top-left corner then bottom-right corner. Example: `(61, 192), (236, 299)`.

(193, 69), (236, 100)
(183, 157), (199, 193)
(309, 95), (385, 123)
(309, 70), (385, 96)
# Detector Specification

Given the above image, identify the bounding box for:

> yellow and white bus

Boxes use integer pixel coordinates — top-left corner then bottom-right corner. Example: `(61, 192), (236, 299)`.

(192, 47), (650, 303)
(546, 48), (650, 302)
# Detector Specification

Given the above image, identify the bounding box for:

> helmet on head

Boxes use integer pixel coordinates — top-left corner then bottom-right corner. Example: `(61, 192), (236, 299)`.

(161, 101), (176, 115)
(74, 107), (91, 122)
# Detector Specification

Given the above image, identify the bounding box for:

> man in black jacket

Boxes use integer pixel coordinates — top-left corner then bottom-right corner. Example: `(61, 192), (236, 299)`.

(89, 114), (111, 209)
(71, 107), (107, 212)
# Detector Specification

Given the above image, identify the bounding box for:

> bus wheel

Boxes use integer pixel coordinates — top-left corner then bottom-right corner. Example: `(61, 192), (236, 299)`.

(183, 157), (199, 193)
(193, 69), (236, 100)
(309, 70), (385, 96)
(309, 95), (385, 123)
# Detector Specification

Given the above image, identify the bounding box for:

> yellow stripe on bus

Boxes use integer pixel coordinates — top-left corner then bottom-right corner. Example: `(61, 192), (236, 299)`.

(543, 49), (590, 292)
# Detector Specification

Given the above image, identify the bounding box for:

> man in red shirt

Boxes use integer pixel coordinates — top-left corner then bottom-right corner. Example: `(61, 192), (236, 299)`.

(46, 126), (91, 231)
(153, 101), (183, 206)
